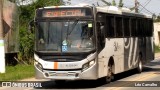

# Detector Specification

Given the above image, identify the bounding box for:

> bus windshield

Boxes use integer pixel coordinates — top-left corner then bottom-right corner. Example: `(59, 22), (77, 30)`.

(35, 20), (95, 53)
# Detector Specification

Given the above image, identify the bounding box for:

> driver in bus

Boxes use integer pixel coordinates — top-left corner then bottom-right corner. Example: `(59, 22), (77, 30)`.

(80, 23), (93, 48)
(71, 23), (93, 48)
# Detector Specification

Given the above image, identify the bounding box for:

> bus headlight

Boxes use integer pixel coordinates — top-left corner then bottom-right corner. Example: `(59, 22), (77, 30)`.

(82, 60), (95, 72)
(89, 60), (95, 66)
(34, 54), (39, 61)
(34, 60), (43, 72)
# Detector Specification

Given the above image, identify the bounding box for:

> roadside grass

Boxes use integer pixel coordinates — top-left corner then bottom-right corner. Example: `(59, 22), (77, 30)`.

(155, 45), (160, 53)
(0, 64), (34, 81)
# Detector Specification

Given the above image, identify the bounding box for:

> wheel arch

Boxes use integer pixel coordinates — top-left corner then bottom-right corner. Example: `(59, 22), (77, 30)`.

(108, 56), (115, 74)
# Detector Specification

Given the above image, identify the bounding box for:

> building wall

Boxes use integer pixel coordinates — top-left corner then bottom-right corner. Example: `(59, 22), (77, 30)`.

(2, 0), (19, 53)
(154, 22), (160, 46)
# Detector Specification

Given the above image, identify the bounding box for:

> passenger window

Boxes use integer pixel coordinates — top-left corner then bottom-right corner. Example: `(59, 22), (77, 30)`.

(148, 20), (153, 36)
(115, 17), (123, 37)
(131, 18), (136, 37)
(106, 16), (115, 37)
(123, 18), (130, 37)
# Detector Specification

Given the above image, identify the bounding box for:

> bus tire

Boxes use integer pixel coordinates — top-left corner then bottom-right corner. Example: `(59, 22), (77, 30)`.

(106, 63), (113, 83)
(137, 56), (143, 73)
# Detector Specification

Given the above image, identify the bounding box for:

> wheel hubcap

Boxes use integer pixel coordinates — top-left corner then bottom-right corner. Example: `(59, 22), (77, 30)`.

(139, 61), (142, 71)
(106, 65), (112, 82)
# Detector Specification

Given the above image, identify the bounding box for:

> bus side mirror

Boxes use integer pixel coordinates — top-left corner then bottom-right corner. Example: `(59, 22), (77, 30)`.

(28, 20), (34, 33)
(100, 22), (105, 34)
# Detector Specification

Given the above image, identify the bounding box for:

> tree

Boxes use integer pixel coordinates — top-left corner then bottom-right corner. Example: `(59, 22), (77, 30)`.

(60, 0), (72, 5)
(101, 0), (124, 7)
(112, 0), (116, 6)
(101, 0), (111, 6)
(155, 15), (160, 22)
(118, 0), (123, 7)
(152, 13), (156, 20)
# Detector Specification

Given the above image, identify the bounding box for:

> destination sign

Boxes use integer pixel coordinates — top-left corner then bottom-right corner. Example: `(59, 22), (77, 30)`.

(41, 8), (92, 17)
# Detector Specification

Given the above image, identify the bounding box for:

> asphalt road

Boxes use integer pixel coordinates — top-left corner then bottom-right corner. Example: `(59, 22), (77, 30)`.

(1, 58), (160, 90)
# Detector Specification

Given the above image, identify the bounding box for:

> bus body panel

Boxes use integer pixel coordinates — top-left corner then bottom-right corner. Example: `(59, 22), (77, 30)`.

(34, 52), (99, 80)
(124, 37), (139, 71)
(35, 63), (98, 80)
(97, 36), (154, 78)
(97, 37), (142, 78)
(146, 37), (154, 62)
(98, 38), (124, 78)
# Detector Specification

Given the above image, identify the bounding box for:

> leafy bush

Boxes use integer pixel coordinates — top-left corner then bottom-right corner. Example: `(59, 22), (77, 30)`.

(155, 44), (160, 53)
(18, 26), (34, 64)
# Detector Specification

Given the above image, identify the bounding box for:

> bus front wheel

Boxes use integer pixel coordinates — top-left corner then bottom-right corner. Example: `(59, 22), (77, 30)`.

(106, 63), (114, 83)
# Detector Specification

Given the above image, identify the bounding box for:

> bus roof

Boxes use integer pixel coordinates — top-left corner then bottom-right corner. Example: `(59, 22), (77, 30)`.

(38, 4), (152, 19)
(96, 6), (152, 19)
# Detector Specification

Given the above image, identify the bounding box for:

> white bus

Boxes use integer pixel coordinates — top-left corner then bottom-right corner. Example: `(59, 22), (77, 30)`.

(31, 4), (154, 83)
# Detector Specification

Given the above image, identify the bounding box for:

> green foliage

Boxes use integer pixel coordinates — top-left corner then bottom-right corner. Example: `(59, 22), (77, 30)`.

(154, 15), (160, 22)
(101, 0), (123, 7)
(112, 0), (116, 6)
(19, 0), (61, 24)
(155, 44), (160, 53)
(118, 0), (123, 7)
(18, 0), (61, 64)
(18, 26), (34, 64)
(8, 0), (16, 3)
(101, 0), (111, 6)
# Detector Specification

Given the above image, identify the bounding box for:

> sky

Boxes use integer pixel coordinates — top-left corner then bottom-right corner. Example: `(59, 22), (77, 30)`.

(64, 0), (160, 15)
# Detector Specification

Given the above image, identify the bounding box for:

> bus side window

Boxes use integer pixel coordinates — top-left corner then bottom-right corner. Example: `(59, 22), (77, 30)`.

(96, 22), (105, 48)
(115, 17), (123, 37)
(123, 18), (130, 37)
(143, 19), (147, 36)
(148, 19), (153, 36)
(136, 19), (139, 36)
(96, 13), (106, 48)
(131, 18), (136, 37)
(137, 19), (143, 37)
(106, 16), (115, 38)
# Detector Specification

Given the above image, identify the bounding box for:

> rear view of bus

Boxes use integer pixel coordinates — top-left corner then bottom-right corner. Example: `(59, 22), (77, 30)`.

(34, 5), (97, 82)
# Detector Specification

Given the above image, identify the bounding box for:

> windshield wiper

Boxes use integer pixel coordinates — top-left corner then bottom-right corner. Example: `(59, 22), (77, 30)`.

(66, 19), (79, 40)
(68, 19), (79, 35)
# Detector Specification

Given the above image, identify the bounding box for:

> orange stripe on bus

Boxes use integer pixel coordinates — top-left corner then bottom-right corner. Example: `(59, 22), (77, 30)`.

(54, 62), (58, 69)
(55, 6), (59, 8)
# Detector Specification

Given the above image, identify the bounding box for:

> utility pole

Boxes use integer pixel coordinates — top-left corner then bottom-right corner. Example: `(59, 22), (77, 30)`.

(0, 0), (5, 73)
(135, 0), (139, 13)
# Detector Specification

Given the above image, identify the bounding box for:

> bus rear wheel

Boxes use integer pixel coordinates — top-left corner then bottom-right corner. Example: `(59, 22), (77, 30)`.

(137, 56), (143, 73)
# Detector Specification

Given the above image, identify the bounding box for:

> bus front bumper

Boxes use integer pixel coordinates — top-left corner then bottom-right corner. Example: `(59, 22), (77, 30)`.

(35, 62), (98, 80)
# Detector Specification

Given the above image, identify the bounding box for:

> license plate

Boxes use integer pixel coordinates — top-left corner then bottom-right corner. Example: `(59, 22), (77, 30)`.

(56, 73), (68, 76)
